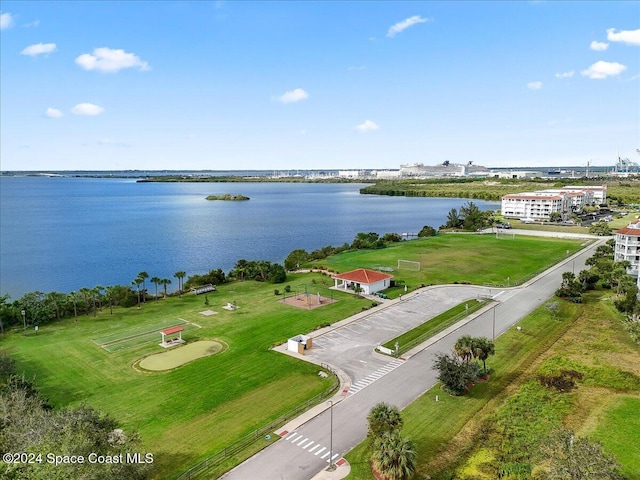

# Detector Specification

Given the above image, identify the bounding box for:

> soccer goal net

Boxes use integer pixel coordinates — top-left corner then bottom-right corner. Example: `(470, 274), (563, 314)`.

(397, 259), (421, 271)
(496, 231), (515, 240)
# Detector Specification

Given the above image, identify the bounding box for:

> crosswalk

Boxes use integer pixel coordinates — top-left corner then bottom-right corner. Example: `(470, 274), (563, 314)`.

(282, 431), (340, 464)
(347, 358), (404, 396)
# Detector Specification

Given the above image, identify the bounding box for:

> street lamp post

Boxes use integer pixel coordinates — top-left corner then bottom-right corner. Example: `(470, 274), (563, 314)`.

(492, 305), (496, 341)
(21, 309), (26, 331)
(327, 400), (335, 471)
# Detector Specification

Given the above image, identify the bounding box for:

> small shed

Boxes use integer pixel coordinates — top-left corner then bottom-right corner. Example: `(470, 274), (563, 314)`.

(160, 325), (184, 347)
(287, 334), (313, 355)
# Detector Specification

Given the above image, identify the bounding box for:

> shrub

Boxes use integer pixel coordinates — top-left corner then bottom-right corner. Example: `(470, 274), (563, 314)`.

(433, 352), (481, 396)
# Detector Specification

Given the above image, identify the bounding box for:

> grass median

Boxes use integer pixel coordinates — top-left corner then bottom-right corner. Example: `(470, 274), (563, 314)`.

(381, 300), (490, 357)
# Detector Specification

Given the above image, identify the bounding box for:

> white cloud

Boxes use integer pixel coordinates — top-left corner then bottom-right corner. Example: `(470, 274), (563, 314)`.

(581, 61), (627, 79)
(589, 40), (609, 51)
(1, 12), (15, 29)
(275, 88), (309, 104)
(45, 108), (63, 118)
(527, 81), (543, 90)
(21, 43), (57, 56)
(354, 120), (380, 132)
(25, 19), (40, 28)
(606, 28), (640, 46)
(555, 70), (574, 79)
(71, 103), (105, 116)
(387, 15), (429, 38)
(75, 47), (150, 73)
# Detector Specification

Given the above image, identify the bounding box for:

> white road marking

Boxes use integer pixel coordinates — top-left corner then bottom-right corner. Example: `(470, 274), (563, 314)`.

(347, 359), (405, 396)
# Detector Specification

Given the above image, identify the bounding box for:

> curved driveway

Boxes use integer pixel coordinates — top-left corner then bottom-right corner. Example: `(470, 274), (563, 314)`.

(221, 236), (606, 480)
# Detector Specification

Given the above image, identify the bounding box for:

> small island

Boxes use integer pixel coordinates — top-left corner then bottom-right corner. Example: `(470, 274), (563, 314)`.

(205, 194), (250, 201)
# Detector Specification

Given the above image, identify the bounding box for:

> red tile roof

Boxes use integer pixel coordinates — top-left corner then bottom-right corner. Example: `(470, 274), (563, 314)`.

(502, 194), (564, 200)
(161, 326), (184, 335)
(616, 227), (640, 236)
(332, 268), (393, 284)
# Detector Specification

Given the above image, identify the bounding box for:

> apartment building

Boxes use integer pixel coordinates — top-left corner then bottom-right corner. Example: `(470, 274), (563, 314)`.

(614, 220), (640, 276)
(501, 192), (570, 220)
(501, 185), (606, 221)
(538, 189), (594, 213)
(561, 185), (607, 204)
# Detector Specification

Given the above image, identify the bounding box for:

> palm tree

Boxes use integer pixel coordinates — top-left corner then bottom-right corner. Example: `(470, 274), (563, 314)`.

(367, 402), (403, 440)
(160, 278), (172, 298)
(174, 271), (186, 296)
(235, 259), (249, 281)
(371, 430), (417, 480)
(45, 292), (65, 321)
(105, 286), (115, 315)
(471, 337), (495, 374)
(138, 271), (149, 303)
(454, 335), (474, 363)
(132, 277), (143, 308)
(151, 277), (161, 300)
(79, 287), (92, 316)
(92, 285), (104, 316)
(68, 291), (78, 322)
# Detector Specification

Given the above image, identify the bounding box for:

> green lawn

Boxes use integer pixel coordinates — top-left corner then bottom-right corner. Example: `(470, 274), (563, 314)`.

(2, 272), (367, 478)
(316, 234), (585, 292)
(1, 234), (590, 479)
(590, 396), (640, 479)
(345, 293), (640, 479)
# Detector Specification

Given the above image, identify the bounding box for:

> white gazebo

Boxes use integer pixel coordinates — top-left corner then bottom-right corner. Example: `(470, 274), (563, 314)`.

(160, 325), (184, 348)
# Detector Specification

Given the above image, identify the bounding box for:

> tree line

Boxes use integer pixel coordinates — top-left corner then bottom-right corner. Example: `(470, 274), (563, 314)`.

(555, 238), (639, 342)
(0, 204), (496, 333)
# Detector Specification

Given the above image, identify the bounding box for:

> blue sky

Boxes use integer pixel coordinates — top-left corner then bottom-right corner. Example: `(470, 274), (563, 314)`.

(1, 1), (638, 171)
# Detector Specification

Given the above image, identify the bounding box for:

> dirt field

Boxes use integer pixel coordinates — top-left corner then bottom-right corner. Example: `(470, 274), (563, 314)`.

(278, 293), (337, 310)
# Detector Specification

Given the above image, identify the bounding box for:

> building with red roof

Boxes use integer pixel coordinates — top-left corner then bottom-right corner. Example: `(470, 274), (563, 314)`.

(332, 268), (393, 295)
(160, 325), (184, 347)
(614, 219), (640, 277)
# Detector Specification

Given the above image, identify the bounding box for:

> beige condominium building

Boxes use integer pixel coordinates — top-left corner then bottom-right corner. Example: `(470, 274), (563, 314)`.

(614, 220), (640, 277)
(501, 185), (606, 221)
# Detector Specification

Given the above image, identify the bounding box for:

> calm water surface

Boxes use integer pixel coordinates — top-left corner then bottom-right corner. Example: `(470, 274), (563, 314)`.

(0, 177), (499, 297)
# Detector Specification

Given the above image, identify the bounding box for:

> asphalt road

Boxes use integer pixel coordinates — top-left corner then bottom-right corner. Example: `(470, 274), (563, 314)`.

(220, 237), (606, 480)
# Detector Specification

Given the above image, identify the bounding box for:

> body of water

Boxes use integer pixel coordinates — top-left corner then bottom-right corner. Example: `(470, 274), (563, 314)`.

(0, 177), (499, 298)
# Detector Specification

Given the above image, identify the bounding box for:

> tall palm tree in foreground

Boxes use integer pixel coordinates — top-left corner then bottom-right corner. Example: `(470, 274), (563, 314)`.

(454, 335), (474, 363)
(367, 402), (403, 440)
(472, 337), (495, 374)
(371, 430), (417, 480)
